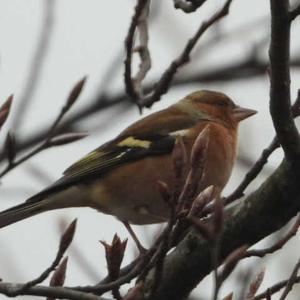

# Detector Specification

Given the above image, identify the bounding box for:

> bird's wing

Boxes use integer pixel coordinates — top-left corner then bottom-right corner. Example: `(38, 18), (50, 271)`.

(63, 134), (176, 180)
(27, 106), (212, 202)
(61, 105), (212, 183)
(26, 134), (176, 202)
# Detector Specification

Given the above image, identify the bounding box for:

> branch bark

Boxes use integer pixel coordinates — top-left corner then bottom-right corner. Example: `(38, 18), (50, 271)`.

(0, 283), (111, 300)
(269, 0), (300, 161)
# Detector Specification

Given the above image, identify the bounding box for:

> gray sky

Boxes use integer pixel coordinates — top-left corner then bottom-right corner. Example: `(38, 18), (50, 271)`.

(0, 1), (300, 299)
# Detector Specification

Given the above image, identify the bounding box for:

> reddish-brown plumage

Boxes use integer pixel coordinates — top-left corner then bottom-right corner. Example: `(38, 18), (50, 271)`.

(0, 90), (256, 228)
(86, 91), (255, 224)
(92, 122), (237, 224)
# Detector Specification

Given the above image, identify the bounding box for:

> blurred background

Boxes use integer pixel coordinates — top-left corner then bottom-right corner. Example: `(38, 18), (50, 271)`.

(0, 0), (300, 299)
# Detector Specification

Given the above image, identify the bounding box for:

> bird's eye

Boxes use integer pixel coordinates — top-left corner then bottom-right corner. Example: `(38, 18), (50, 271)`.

(216, 101), (227, 107)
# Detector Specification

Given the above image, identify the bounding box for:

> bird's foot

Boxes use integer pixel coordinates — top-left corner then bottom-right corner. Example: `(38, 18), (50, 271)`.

(122, 221), (147, 254)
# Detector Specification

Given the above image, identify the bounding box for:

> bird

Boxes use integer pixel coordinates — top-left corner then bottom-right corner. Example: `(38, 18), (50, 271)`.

(0, 90), (256, 247)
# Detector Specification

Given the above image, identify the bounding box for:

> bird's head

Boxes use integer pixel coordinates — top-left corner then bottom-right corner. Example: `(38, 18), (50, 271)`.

(178, 90), (257, 128)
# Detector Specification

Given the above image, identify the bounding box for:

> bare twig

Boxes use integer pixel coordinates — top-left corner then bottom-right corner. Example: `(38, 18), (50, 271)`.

(212, 245), (248, 300)
(0, 282), (111, 300)
(269, 0), (300, 161)
(225, 90), (300, 204)
(125, 0), (233, 108)
(3, 131), (16, 166)
(7, 219), (76, 296)
(47, 256), (68, 300)
(149, 205), (176, 296)
(0, 78), (86, 179)
(48, 132), (88, 147)
(253, 276), (300, 300)
(245, 215), (300, 258)
(279, 257), (300, 300)
(148, 224), (174, 296)
(246, 268), (266, 299)
(72, 230), (169, 295)
(48, 76), (87, 135)
(133, 1), (151, 97)
(219, 245), (248, 283)
(124, 0), (150, 105)
(224, 137), (279, 204)
(0, 95), (13, 131)
(57, 218), (100, 282)
(141, 0), (233, 108)
(289, 3), (300, 21)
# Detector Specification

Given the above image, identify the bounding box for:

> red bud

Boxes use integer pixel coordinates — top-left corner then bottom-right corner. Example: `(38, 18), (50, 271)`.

(62, 77), (87, 113)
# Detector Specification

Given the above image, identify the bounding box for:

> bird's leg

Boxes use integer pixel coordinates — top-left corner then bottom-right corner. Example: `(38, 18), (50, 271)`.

(122, 221), (146, 254)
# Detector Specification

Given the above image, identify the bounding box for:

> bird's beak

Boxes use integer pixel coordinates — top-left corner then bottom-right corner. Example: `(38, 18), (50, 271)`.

(233, 106), (257, 122)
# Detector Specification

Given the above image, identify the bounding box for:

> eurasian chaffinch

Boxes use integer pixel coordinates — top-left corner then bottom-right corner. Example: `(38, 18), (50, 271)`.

(0, 90), (256, 230)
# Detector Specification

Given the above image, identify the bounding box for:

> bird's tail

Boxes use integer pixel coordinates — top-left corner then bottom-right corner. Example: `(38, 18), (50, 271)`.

(0, 187), (86, 229)
(0, 200), (48, 228)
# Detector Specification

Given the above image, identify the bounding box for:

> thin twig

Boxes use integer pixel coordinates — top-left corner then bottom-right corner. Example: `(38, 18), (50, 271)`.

(225, 90), (300, 204)
(269, 0), (300, 161)
(0, 282), (110, 300)
(72, 229), (169, 294)
(225, 137), (279, 204)
(245, 268), (265, 299)
(124, 0), (150, 105)
(253, 276), (300, 300)
(0, 78), (86, 179)
(149, 205), (176, 296)
(132, 0), (151, 97)
(57, 218), (100, 282)
(245, 215), (300, 258)
(47, 256), (69, 300)
(289, 3), (300, 21)
(0, 95), (14, 131)
(7, 219), (76, 296)
(279, 257), (300, 300)
(141, 0), (233, 108)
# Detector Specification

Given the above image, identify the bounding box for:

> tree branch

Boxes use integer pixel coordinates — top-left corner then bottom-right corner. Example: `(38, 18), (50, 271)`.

(139, 158), (300, 300)
(225, 89), (300, 203)
(140, 0), (233, 108)
(289, 3), (300, 21)
(269, 0), (300, 161)
(0, 282), (111, 300)
(253, 276), (300, 300)
(124, 0), (150, 106)
(279, 256), (300, 300)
